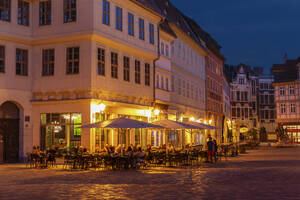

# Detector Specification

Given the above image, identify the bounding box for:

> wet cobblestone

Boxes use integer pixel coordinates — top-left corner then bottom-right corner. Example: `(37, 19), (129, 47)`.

(1, 147), (300, 200)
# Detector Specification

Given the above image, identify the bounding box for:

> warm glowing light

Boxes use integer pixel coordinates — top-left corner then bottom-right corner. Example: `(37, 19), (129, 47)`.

(204, 120), (207, 124)
(99, 103), (106, 112)
(91, 103), (106, 113)
(154, 109), (160, 116)
(190, 117), (195, 121)
(145, 110), (152, 118)
(209, 120), (212, 124)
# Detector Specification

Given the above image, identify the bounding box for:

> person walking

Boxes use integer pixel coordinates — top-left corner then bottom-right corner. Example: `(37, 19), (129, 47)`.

(207, 137), (213, 163)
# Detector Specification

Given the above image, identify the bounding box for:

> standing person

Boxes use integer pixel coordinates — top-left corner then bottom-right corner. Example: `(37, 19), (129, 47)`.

(207, 137), (213, 163)
(213, 140), (218, 162)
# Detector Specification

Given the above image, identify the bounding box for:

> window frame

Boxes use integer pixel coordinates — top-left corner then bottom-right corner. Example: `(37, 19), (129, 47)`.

(63, 0), (76, 23)
(115, 6), (122, 31)
(39, 0), (51, 26)
(66, 47), (80, 75)
(128, 12), (134, 36)
(138, 18), (144, 41)
(0, 0), (11, 22)
(149, 23), (154, 44)
(97, 48), (105, 76)
(135, 60), (141, 84)
(0, 46), (5, 73)
(42, 49), (55, 76)
(123, 56), (130, 82)
(18, 0), (30, 26)
(16, 48), (28, 76)
(102, 0), (110, 25)
(111, 52), (118, 79)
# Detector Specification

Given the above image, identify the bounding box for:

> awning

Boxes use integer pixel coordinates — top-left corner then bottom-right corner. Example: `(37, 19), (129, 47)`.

(186, 121), (218, 130)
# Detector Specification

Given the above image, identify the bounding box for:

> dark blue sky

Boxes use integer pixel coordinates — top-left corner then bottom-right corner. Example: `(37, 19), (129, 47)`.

(172, 0), (300, 74)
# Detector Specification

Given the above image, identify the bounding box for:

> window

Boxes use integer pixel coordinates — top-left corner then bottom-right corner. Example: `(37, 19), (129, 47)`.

(171, 75), (174, 92)
(289, 86), (295, 95)
(111, 52), (118, 78)
(260, 95), (264, 104)
(232, 108), (236, 117)
(149, 23), (154, 44)
(260, 110), (264, 119)
(239, 78), (244, 84)
(279, 87), (285, 96)
(156, 74), (159, 88)
(270, 95), (274, 104)
(280, 104), (286, 114)
(135, 60), (140, 84)
(115, 6), (122, 31)
(161, 76), (164, 89)
(265, 95), (269, 104)
(128, 12), (134, 36)
(16, 49), (28, 76)
(97, 48), (105, 76)
(0, 46), (4, 73)
(66, 47), (79, 74)
(123, 56), (130, 82)
(237, 108), (240, 118)
(245, 108), (248, 118)
(0, 0), (10, 22)
(42, 49), (54, 76)
(161, 43), (164, 55)
(102, 0), (110, 25)
(18, 0), (29, 26)
(64, 0), (76, 23)
(291, 104), (296, 113)
(139, 18), (144, 40)
(236, 91), (240, 101)
(244, 92), (248, 101)
(145, 63), (150, 86)
(270, 110), (275, 119)
(166, 45), (169, 57)
(166, 78), (169, 91)
(39, 0), (51, 26)
(265, 110), (269, 119)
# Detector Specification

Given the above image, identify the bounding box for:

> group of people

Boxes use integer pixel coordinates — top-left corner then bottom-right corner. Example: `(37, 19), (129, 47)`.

(31, 145), (57, 167)
(206, 137), (218, 162)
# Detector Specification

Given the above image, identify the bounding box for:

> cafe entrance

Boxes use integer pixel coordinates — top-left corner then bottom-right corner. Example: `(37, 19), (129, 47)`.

(0, 101), (20, 163)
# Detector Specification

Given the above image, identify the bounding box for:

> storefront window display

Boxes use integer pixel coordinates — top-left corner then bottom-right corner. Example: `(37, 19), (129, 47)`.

(40, 113), (82, 151)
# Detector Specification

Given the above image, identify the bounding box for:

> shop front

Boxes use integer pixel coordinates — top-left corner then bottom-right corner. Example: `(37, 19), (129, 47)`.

(283, 125), (300, 143)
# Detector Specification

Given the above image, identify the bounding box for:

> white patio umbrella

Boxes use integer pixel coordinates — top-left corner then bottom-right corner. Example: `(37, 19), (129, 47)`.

(78, 117), (163, 129)
(186, 121), (219, 130)
(151, 119), (200, 129)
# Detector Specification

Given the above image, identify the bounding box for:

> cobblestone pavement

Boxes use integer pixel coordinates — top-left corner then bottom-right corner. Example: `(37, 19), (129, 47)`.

(1, 147), (300, 200)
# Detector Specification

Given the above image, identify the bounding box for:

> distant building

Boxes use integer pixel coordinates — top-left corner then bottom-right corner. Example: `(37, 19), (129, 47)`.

(257, 75), (277, 141)
(225, 64), (259, 141)
(272, 57), (300, 143)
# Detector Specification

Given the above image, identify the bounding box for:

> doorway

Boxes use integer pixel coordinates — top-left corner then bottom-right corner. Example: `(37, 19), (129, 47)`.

(0, 102), (20, 162)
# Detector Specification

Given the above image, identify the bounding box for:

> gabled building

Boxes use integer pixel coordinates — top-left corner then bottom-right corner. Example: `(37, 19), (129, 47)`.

(272, 57), (300, 143)
(226, 64), (259, 141)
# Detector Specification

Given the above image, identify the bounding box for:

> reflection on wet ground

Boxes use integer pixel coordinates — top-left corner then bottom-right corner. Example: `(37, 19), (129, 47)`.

(1, 147), (300, 200)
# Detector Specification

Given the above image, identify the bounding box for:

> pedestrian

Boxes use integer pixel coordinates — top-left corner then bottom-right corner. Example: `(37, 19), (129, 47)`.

(213, 139), (218, 162)
(207, 137), (213, 163)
